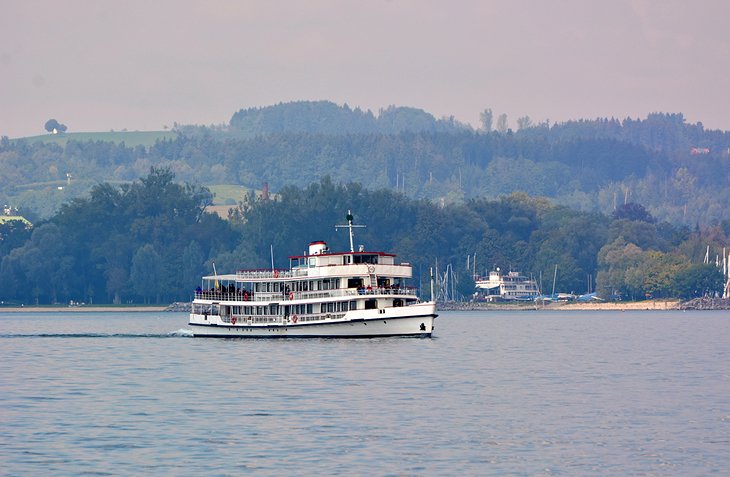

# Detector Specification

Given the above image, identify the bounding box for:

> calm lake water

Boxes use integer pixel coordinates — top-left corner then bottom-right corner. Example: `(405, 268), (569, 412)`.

(1, 310), (729, 476)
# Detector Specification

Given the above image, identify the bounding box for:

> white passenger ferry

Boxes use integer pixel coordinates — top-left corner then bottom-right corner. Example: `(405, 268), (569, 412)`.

(189, 212), (437, 338)
(475, 268), (540, 301)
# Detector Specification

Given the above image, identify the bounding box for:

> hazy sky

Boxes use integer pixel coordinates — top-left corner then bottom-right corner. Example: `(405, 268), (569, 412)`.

(2, 0), (729, 138)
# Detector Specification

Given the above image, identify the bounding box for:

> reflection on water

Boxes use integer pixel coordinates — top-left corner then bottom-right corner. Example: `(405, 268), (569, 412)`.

(1, 310), (729, 475)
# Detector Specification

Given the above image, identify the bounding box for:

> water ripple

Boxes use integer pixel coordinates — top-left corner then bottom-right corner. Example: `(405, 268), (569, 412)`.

(1, 310), (729, 476)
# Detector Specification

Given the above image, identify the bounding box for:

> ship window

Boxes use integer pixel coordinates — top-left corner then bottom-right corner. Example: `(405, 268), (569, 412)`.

(350, 300), (357, 310)
(327, 302), (334, 312)
(355, 255), (378, 264)
(320, 304), (326, 313)
(364, 299), (377, 310)
(342, 301), (349, 312)
(307, 304), (313, 314)
(309, 257), (316, 267)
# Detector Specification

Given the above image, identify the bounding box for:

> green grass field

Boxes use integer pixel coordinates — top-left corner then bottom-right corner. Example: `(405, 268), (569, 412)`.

(17, 130), (178, 147)
(208, 184), (252, 205)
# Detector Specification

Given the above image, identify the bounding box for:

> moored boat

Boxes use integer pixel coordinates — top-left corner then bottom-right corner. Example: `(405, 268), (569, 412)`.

(188, 211), (437, 337)
(474, 268), (539, 301)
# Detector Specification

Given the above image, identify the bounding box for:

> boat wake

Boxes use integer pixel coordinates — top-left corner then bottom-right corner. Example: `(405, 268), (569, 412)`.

(0, 330), (194, 339)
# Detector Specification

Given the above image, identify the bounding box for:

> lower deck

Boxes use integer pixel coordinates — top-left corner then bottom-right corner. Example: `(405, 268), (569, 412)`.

(189, 301), (437, 338)
(192, 294), (420, 325)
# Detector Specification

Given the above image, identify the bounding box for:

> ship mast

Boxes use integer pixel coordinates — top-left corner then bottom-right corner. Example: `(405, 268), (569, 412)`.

(336, 210), (365, 253)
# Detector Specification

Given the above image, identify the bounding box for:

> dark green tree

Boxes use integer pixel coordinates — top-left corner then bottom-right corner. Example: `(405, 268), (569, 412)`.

(130, 244), (163, 304)
(480, 108), (493, 132)
(44, 118), (67, 133)
(672, 263), (724, 299)
(612, 202), (655, 223)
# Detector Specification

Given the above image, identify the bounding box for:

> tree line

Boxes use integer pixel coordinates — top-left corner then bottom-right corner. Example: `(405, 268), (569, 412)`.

(0, 170), (725, 305)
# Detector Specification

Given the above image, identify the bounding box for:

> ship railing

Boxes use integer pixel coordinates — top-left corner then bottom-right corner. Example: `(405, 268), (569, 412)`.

(284, 286), (418, 300)
(194, 291), (257, 301)
(294, 312), (347, 322)
(235, 269), (291, 280)
(356, 286), (418, 296)
(295, 286), (418, 300)
(214, 312), (349, 325)
(194, 286), (418, 302)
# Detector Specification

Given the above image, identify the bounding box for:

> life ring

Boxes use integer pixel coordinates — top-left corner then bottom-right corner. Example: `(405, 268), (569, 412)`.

(231, 316), (237, 325)
(289, 292), (294, 300)
(292, 315), (298, 323)
(274, 270), (279, 278)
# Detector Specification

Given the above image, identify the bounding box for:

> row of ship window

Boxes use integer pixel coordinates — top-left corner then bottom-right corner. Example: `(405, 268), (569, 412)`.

(227, 300), (359, 316)
(502, 285), (538, 291)
(252, 279), (342, 293)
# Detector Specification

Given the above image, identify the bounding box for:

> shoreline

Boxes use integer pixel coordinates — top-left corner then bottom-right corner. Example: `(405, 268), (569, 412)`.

(2, 298), (727, 313)
(439, 300), (683, 312)
(439, 297), (730, 311)
(0, 306), (168, 313)
(553, 300), (680, 311)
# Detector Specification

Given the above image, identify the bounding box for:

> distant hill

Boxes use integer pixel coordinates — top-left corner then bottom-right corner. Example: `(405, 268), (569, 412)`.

(2, 102), (730, 226)
(17, 130), (177, 147)
(226, 100), (471, 137)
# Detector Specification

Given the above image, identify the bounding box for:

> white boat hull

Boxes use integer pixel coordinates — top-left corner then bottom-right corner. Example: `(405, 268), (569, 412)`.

(189, 302), (437, 338)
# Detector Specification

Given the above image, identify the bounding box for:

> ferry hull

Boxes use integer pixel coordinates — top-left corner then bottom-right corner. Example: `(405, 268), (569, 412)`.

(189, 303), (437, 338)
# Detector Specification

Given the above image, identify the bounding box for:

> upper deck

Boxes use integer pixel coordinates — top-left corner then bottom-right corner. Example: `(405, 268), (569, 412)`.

(203, 252), (413, 282)
(204, 213), (413, 283)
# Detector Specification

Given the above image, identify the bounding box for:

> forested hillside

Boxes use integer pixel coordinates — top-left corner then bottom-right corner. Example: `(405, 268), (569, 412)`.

(227, 101), (470, 136)
(0, 171), (726, 305)
(2, 102), (730, 225)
